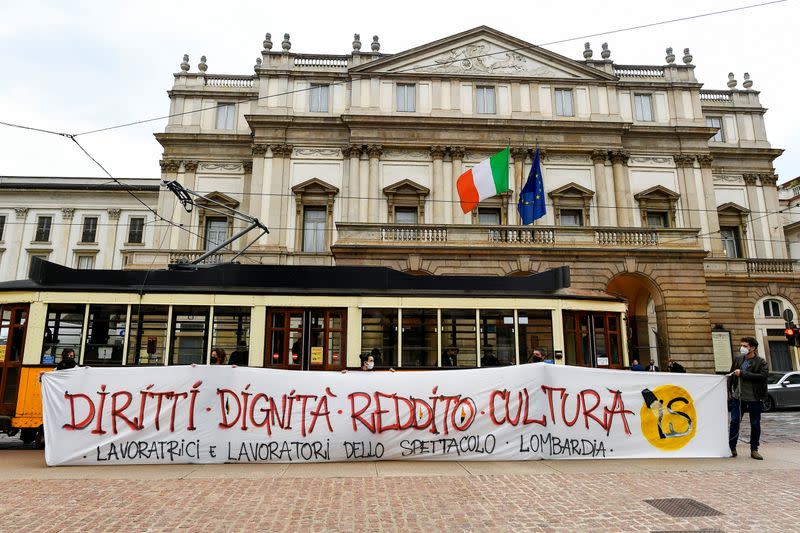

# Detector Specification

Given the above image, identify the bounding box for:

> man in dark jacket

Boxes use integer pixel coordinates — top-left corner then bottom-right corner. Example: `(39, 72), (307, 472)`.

(728, 336), (768, 460)
(55, 348), (77, 370)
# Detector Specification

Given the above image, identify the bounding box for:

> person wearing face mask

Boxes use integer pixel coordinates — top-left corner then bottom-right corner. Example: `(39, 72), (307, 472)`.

(728, 336), (768, 460)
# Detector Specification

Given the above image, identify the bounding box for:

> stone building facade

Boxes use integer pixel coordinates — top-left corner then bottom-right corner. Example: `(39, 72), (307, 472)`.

(120, 26), (796, 373)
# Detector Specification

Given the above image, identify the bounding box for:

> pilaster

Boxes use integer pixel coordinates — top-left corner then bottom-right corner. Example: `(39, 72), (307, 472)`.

(743, 172), (769, 258)
(105, 209), (121, 268)
(343, 145), (363, 222)
(430, 146), (446, 223)
(609, 150), (631, 227)
(450, 146), (465, 222)
(673, 154), (699, 229)
(510, 147), (527, 225)
(367, 144), (383, 222)
(590, 150), (612, 226)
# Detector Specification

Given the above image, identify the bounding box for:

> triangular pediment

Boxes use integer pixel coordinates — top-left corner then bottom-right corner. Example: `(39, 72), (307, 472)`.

(717, 201), (749, 214)
(351, 26), (616, 81)
(634, 185), (680, 201)
(383, 179), (430, 196)
(196, 191), (239, 208)
(549, 182), (595, 198)
(291, 178), (339, 195)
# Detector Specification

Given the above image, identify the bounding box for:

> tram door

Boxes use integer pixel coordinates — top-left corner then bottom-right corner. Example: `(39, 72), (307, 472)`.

(265, 308), (346, 371)
(0, 304), (28, 416)
(563, 311), (622, 369)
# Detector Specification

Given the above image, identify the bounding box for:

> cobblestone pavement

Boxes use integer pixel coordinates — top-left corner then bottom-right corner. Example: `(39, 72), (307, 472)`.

(1, 460), (799, 532)
(736, 407), (800, 445)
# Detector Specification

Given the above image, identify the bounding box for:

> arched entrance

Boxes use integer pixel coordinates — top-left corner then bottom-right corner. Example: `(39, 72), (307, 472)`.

(607, 273), (667, 369)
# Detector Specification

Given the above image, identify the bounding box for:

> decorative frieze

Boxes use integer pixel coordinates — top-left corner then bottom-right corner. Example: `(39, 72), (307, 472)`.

(629, 156), (673, 166)
(713, 174), (744, 185)
(199, 162), (243, 172)
(293, 148), (341, 158)
(381, 149), (428, 160)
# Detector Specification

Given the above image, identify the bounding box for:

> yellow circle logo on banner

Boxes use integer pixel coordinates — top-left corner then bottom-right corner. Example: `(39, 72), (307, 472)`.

(640, 385), (697, 451)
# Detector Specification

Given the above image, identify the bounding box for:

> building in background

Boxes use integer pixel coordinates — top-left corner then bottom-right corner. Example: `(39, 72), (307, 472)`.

(779, 176), (800, 260)
(3, 27), (798, 373)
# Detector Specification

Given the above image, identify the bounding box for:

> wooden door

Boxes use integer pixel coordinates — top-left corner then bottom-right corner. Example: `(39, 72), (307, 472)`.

(0, 304), (28, 416)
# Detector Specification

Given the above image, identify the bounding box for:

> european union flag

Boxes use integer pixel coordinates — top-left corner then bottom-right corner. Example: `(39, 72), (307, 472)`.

(518, 148), (546, 225)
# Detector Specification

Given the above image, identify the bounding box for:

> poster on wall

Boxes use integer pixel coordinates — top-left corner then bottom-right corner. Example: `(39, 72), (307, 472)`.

(711, 330), (733, 372)
(41, 364), (729, 466)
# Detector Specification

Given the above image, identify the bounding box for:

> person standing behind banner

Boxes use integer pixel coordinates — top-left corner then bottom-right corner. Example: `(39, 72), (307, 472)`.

(630, 359), (645, 371)
(529, 349), (545, 364)
(728, 336), (768, 460)
(646, 360), (659, 372)
(443, 345), (459, 367)
(228, 341), (249, 366)
(210, 347), (226, 365)
(55, 348), (77, 370)
(481, 348), (500, 367)
(667, 359), (686, 373)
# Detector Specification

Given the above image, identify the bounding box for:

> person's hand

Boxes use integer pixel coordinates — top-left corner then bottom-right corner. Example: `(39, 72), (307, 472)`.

(389, 368), (396, 373)
(734, 369), (741, 376)
(341, 369), (347, 374)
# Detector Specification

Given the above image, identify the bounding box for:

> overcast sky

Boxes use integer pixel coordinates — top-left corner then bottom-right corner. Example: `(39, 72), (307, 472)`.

(0, 0), (796, 183)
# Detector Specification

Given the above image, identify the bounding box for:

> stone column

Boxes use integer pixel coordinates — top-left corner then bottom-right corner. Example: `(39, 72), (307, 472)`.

(696, 155), (723, 255)
(182, 160), (199, 249)
(510, 147), (527, 225)
(743, 173), (769, 258)
(450, 146), (465, 222)
(430, 146), (446, 224)
(158, 159), (181, 249)
(367, 144), (383, 222)
(343, 145), (362, 222)
(9, 208), (28, 279)
(673, 154), (697, 228)
(58, 208), (74, 265)
(591, 150), (612, 226)
(266, 144), (292, 249)
(610, 150), (631, 227)
(760, 173), (785, 259)
(105, 209), (121, 268)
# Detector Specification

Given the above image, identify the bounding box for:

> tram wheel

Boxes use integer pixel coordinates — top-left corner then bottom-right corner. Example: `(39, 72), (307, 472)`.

(20, 428), (36, 445)
(34, 427), (45, 449)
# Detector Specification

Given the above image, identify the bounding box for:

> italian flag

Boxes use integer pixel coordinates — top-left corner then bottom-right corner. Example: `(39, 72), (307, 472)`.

(456, 148), (509, 214)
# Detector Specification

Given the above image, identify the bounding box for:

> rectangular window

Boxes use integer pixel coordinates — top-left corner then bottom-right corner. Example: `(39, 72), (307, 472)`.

(170, 306), (210, 365)
(80, 217), (98, 243)
(396, 83), (416, 112)
(0, 215), (5, 241)
(476, 86), (496, 114)
(477, 208), (501, 225)
(41, 304), (85, 365)
(645, 211), (669, 228)
(720, 226), (742, 258)
(76, 255), (95, 270)
(394, 207), (418, 224)
(35, 216), (52, 242)
(309, 84), (329, 112)
(441, 309), (477, 367)
(211, 306), (251, 366)
(560, 209), (583, 227)
(706, 116), (724, 142)
(302, 207), (326, 253)
(127, 306), (169, 365)
(128, 217), (145, 244)
(555, 89), (574, 117)
(83, 304), (127, 366)
(518, 310), (554, 363)
(204, 217), (228, 251)
(401, 309), (437, 367)
(266, 309), (303, 367)
(634, 94), (654, 122)
(763, 300), (782, 318)
(360, 308), (398, 367)
(215, 103), (236, 130)
(479, 310), (516, 366)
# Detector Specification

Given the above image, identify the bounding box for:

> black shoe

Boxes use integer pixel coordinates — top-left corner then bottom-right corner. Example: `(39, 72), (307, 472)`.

(730, 448), (737, 457)
(751, 450), (763, 460)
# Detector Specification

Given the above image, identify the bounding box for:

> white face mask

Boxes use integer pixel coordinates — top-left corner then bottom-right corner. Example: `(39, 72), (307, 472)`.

(739, 346), (750, 356)
(366, 361), (374, 370)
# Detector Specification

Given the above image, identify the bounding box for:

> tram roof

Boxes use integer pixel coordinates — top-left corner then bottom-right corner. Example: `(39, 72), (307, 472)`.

(0, 259), (622, 301)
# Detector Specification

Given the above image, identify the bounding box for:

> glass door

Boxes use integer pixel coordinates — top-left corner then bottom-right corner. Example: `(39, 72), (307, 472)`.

(0, 304), (28, 416)
(563, 311), (622, 369)
(266, 308), (345, 371)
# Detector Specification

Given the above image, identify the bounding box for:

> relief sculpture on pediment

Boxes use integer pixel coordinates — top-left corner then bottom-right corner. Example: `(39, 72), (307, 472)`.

(417, 44), (536, 74)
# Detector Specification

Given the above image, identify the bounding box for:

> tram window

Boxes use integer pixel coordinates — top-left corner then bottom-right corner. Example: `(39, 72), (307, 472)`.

(83, 304), (127, 366)
(170, 306), (209, 365)
(42, 304), (86, 365)
(212, 306), (251, 366)
(127, 306), (169, 365)
(518, 310), (554, 364)
(440, 309), (478, 367)
(479, 310), (516, 365)
(563, 311), (578, 366)
(327, 311), (345, 366)
(360, 309), (398, 367)
(401, 309), (437, 367)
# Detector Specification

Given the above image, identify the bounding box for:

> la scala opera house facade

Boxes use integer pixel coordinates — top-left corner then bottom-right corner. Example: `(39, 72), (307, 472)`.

(27, 26), (800, 374)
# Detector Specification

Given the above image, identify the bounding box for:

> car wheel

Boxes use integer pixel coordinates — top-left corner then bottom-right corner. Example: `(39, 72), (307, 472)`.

(763, 395), (775, 412)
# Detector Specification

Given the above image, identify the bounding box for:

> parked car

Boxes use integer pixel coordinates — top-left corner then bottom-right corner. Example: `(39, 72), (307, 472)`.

(764, 371), (800, 412)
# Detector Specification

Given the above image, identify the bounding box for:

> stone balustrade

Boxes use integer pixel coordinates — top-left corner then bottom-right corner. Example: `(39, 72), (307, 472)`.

(204, 75), (255, 88)
(704, 258), (800, 277)
(699, 90), (733, 102)
(613, 65), (665, 78)
(293, 55), (349, 68)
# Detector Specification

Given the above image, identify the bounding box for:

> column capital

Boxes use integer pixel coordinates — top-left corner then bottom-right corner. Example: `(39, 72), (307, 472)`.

(252, 143), (270, 156)
(342, 144), (363, 158)
(743, 173), (759, 185)
(270, 144), (294, 158)
(60, 207), (74, 220)
(366, 144), (383, 159)
(430, 145), (446, 159)
(510, 146), (527, 160)
(242, 160), (253, 173)
(672, 154), (695, 168)
(449, 146), (466, 160)
(13, 207), (29, 220)
(695, 154), (713, 168)
(107, 208), (122, 220)
(159, 159), (181, 173)
(182, 160), (199, 172)
(609, 150), (629, 165)
(759, 173), (778, 186)
(590, 150), (608, 164)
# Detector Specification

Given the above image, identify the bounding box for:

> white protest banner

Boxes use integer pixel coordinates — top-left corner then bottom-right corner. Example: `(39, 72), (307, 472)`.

(41, 364), (729, 466)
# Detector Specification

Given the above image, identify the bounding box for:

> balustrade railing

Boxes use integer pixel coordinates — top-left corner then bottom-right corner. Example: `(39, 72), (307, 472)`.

(699, 90), (732, 102)
(746, 259), (797, 273)
(293, 55), (349, 68)
(595, 229), (659, 246)
(613, 65), (665, 78)
(204, 75), (255, 88)
(381, 226), (448, 242)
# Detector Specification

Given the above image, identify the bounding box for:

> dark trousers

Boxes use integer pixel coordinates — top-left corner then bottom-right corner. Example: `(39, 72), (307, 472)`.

(729, 399), (762, 451)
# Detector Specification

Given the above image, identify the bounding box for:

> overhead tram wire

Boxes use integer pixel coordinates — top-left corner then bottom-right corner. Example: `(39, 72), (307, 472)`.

(43, 0), (787, 138)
